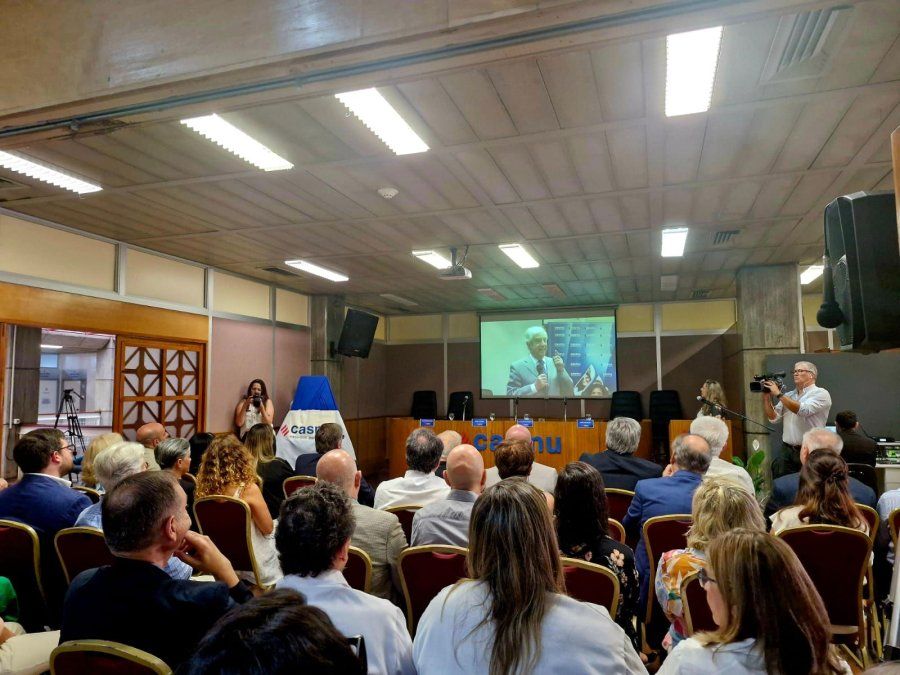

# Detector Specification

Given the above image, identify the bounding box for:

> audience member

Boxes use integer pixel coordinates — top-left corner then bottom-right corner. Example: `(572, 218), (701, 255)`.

(413, 479), (646, 674)
(411, 444), (485, 547)
(275, 482), (415, 675)
(655, 478), (765, 651)
(489, 440), (555, 509)
(578, 417), (661, 490)
(690, 416), (754, 495)
(623, 433), (711, 608)
(0, 615), (59, 675)
(295, 423), (375, 507)
(554, 461), (640, 651)
(434, 429), (462, 479)
(195, 435), (281, 586)
(765, 428), (875, 518)
(189, 432), (215, 476)
(770, 450), (867, 536)
(316, 450), (407, 602)
(485, 425), (557, 493)
(60, 472), (254, 669)
(156, 437), (197, 529)
(135, 422), (167, 471)
(374, 428), (450, 510)
(244, 423), (294, 519)
(835, 410), (877, 467)
(658, 529), (849, 674)
(181, 590), (365, 675)
(79, 432), (123, 489)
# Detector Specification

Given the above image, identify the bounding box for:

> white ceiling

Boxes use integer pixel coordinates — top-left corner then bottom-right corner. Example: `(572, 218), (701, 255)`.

(1, 0), (897, 314)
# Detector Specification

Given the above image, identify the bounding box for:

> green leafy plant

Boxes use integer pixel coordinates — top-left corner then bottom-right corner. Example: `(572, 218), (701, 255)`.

(732, 450), (768, 500)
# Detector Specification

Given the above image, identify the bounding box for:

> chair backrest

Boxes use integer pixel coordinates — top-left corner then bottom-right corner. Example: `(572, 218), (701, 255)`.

(643, 515), (693, 623)
(182, 473), (197, 485)
(72, 486), (102, 504)
(856, 504), (879, 540)
(607, 518), (626, 544)
(605, 489), (635, 523)
(344, 546), (373, 593)
(648, 390), (683, 420)
(283, 475), (316, 498)
(51, 640), (172, 674)
(890, 508), (900, 549)
(447, 391), (474, 420)
(385, 505), (422, 543)
(847, 464), (878, 494)
(776, 525), (870, 639)
(681, 572), (717, 636)
(398, 545), (468, 634)
(610, 392), (643, 421)
(193, 496), (262, 587)
(0, 519), (47, 629)
(561, 556), (620, 616)
(55, 528), (117, 585)
(411, 390), (438, 419)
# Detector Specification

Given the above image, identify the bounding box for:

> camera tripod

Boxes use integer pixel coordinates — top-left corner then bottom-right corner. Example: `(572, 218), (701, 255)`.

(54, 388), (86, 457)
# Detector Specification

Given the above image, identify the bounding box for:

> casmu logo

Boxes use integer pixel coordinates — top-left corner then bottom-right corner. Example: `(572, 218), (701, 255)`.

(472, 434), (562, 454)
(287, 425), (319, 435)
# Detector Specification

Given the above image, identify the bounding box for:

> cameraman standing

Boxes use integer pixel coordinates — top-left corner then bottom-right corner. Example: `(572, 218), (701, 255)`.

(763, 361), (832, 478)
(234, 379), (275, 439)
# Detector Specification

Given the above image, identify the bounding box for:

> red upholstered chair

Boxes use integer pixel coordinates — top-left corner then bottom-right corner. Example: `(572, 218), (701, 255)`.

(605, 489), (634, 524)
(51, 640), (171, 674)
(681, 572), (716, 636)
(857, 504), (879, 541)
(385, 505), (422, 544)
(181, 473), (197, 485)
(561, 557), (620, 616)
(608, 518), (626, 544)
(398, 545), (468, 634)
(55, 527), (117, 585)
(0, 519), (48, 632)
(344, 546), (372, 593)
(193, 496), (267, 588)
(891, 508), (900, 549)
(643, 514), (693, 648)
(283, 475), (316, 498)
(777, 524), (872, 667)
(72, 486), (102, 504)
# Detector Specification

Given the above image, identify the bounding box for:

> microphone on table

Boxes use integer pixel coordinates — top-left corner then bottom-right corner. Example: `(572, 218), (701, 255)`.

(462, 395), (469, 422)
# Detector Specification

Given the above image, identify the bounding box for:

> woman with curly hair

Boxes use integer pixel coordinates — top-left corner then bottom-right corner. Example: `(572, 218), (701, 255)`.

(195, 434), (281, 585)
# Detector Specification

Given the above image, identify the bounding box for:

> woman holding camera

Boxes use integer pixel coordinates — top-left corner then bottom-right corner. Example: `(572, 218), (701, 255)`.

(234, 379), (275, 438)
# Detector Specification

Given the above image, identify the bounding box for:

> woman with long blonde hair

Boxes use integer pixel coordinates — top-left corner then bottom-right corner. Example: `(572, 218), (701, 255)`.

(243, 423), (293, 519)
(697, 380), (727, 418)
(195, 434), (281, 585)
(412, 478), (645, 674)
(80, 432), (124, 489)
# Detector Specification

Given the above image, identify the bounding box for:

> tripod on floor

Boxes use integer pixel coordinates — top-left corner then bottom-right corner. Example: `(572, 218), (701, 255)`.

(54, 388), (87, 458)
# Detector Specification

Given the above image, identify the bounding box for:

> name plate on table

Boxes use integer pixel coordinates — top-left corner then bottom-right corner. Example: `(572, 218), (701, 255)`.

(419, 418), (435, 427)
(577, 418), (595, 429)
(471, 418), (487, 427)
(516, 419), (534, 428)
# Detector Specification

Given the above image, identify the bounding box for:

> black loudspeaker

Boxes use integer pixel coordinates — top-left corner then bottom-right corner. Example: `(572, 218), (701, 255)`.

(337, 309), (379, 358)
(819, 191), (900, 352)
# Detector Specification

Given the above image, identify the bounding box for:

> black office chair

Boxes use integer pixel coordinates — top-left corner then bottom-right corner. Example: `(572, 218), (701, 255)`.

(649, 390), (683, 463)
(410, 391), (438, 420)
(447, 391), (474, 420)
(610, 391), (643, 421)
(847, 463), (878, 494)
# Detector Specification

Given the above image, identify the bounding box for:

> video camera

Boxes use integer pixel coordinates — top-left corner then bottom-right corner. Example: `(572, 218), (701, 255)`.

(749, 372), (786, 393)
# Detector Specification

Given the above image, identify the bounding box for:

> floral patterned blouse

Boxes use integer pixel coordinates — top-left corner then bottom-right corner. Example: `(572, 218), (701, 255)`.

(562, 536), (640, 650)
(655, 547), (707, 651)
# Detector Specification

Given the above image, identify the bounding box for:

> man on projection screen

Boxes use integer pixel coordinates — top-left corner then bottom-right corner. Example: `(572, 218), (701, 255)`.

(506, 326), (574, 397)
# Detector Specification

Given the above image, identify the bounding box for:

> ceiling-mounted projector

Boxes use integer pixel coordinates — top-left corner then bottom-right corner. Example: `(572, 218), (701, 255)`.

(438, 246), (472, 281)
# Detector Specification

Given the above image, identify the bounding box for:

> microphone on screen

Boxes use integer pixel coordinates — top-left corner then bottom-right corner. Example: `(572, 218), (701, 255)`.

(536, 360), (545, 375)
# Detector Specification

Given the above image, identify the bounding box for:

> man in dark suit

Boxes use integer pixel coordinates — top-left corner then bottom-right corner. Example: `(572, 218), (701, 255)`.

(765, 427), (876, 518)
(835, 410), (877, 467)
(623, 434), (711, 608)
(579, 416), (661, 490)
(294, 423), (375, 507)
(61, 471), (253, 669)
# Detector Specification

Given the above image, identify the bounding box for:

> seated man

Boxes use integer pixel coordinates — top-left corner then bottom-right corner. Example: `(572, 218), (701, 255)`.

(488, 440), (555, 509)
(434, 429), (462, 479)
(275, 482), (415, 675)
(485, 424), (557, 493)
(835, 410), (877, 467)
(765, 427), (876, 518)
(60, 472), (253, 669)
(374, 428), (450, 510)
(579, 416), (661, 491)
(411, 444), (485, 547)
(316, 449), (407, 602)
(295, 423), (375, 507)
(690, 416), (754, 495)
(622, 434), (711, 608)
(135, 422), (166, 471)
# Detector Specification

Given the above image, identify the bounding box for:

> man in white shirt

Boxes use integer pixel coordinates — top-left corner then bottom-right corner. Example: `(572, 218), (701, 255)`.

(763, 361), (832, 478)
(374, 428), (450, 510)
(690, 416), (754, 495)
(275, 482), (415, 675)
(485, 424), (558, 493)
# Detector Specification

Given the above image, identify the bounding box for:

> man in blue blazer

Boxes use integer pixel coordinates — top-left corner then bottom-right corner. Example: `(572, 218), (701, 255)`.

(294, 423), (375, 507)
(579, 416), (662, 491)
(622, 434), (711, 609)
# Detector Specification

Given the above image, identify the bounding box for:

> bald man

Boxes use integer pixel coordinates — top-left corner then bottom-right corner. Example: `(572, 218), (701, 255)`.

(135, 422), (167, 471)
(434, 429), (462, 479)
(316, 450), (406, 601)
(484, 425), (557, 493)
(411, 445), (485, 547)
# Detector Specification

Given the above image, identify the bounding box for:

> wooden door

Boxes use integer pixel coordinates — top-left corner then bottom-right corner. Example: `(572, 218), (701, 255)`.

(114, 337), (205, 440)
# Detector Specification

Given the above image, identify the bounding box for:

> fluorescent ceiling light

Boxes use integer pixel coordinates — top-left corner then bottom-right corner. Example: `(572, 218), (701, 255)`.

(284, 260), (348, 282)
(380, 293), (418, 306)
(660, 274), (679, 291)
(665, 26), (723, 117)
(41, 344), (63, 350)
(0, 150), (101, 194)
(335, 88), (429, 155)
(800, 264), (824, 285)
(412, 250), (452, 269)
(180, 114), (293, 171)
(499, 244), (539, 269)
(661, 227), (689, 257)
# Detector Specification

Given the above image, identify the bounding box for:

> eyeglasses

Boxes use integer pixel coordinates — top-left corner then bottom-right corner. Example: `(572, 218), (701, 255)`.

(698, 567), (717, 588)
(792, 369), (812, 375)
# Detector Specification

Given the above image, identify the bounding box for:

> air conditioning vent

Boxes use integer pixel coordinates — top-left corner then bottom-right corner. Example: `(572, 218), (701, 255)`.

(691, 289), (711, 299)
(761, 6), (852, 83)
(713, 230), (739, 245)
(259, 266), (298, 277)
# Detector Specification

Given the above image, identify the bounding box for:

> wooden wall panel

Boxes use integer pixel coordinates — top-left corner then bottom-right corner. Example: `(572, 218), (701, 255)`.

(346, 417), (388, 480)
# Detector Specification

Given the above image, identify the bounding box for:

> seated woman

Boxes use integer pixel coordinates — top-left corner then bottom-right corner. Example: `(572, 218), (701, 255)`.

(656, 477), (765, 651)
(494, 440), (555, 510)
(243, 423), (294, 520)
(156, 438), (198, 530)
(554, 461), (640, 651)
(659, 529), (850, 674)
(413, 479), (645, 674)
(79, 432), (123, 490)
(770, 450), (868, 536)
(0, 614), (60, 675)
(195, 435), (281, 586)
(189, 432), (215, 476)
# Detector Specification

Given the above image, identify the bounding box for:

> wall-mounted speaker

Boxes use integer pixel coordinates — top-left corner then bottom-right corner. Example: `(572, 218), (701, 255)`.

(337, 309), (379, 358)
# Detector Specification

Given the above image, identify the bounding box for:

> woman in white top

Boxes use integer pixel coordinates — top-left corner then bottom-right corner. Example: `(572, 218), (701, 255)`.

(413, 479), (646, 675)
(234, 379), (275, 439)
(696, 379), (727, 418)
(660, 529), (850, 675)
